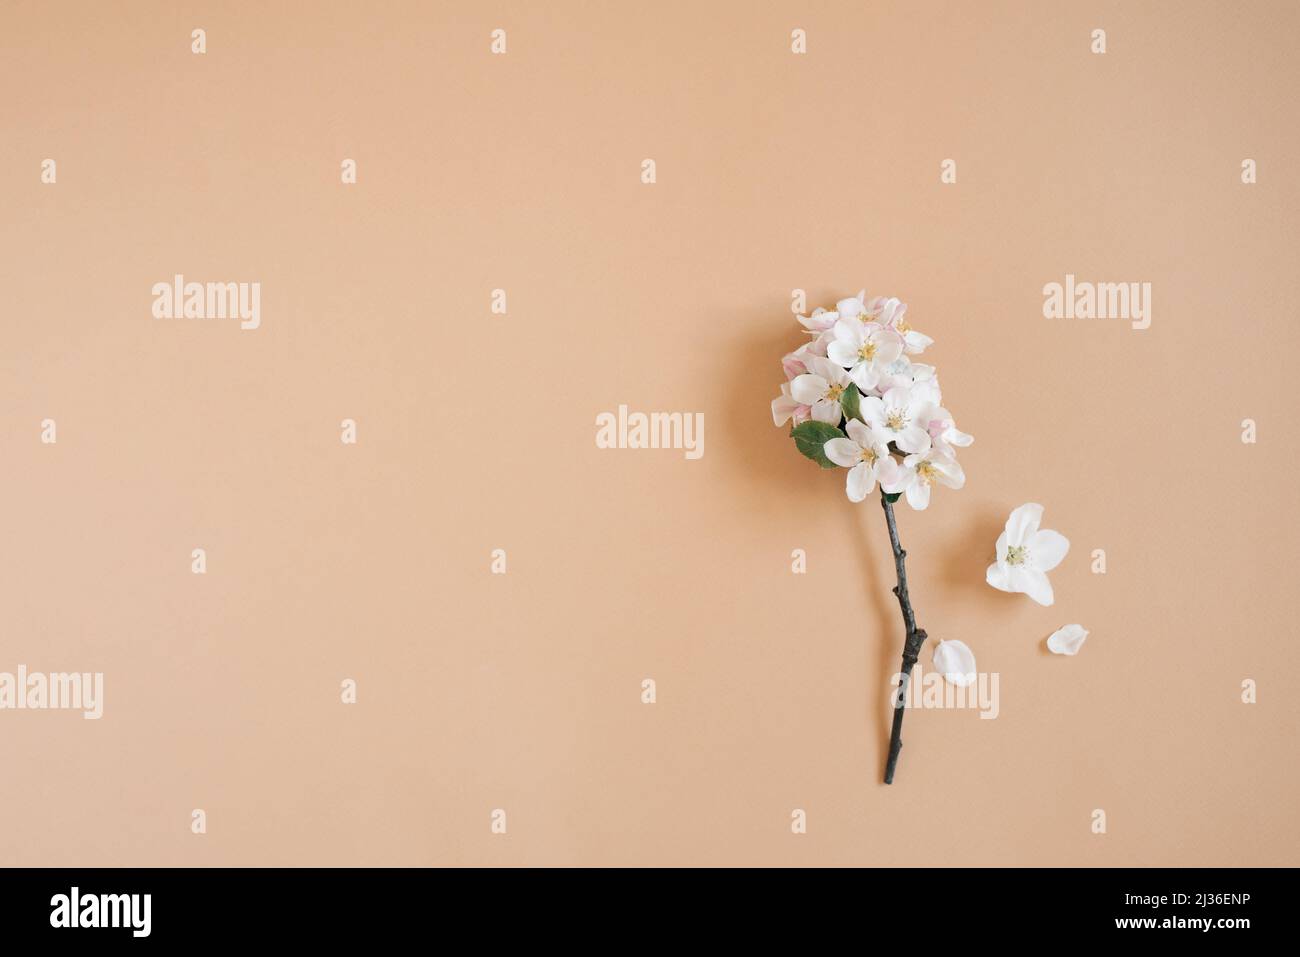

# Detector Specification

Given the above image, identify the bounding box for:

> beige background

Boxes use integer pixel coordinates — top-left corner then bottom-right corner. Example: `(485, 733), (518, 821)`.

(2, 0), (1297, 866)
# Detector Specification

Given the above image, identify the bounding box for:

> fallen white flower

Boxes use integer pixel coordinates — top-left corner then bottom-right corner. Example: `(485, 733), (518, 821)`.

(1046, 624), (1089, 656)
(986, 503), (1070, 606)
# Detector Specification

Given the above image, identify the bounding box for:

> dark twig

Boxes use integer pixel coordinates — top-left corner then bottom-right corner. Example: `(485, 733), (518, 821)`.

(881, 489), (928, 784)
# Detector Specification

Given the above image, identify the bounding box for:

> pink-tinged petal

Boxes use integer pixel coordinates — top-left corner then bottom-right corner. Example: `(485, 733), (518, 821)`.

(848, 362), (880, 393)
(1004, 503), (1044, 546)
(986, 560), (1012, 592)
(877, 457), (908, 492)
(905, 480), (931, 510)
(811, 399), (842, 425)
(877, 298), (904, 325)
(1019, 567), (1055, 606)
(846, 462), (875, 502)
(1031, 529), (1070, 571)
(781, 353), (808, 380)
(895, 426), (931, 454)
(771, 393), (801, 427)
(823, 437), (860, 468)
(797, 311), (836, 333)
(790, 373), (827, 406)
(803, 334), (830, 357)
(827, 340), (860, 368)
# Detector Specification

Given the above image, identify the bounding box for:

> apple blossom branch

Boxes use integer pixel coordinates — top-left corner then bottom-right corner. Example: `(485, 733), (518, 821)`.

(881, 489), (928, 785)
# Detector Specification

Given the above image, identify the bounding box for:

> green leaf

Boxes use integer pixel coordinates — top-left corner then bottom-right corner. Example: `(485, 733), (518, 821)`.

(790, 420), (846, 469)
(841, 384), (862, 424)
(883, 491), (902, 504)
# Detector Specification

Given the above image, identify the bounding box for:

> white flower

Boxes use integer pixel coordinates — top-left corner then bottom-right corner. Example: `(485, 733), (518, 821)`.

(797, 305), (839, 336)
(859, 385), (935, 453)
(926, 407), (974, 457)
(823, 419), (901, 502)
(781, 340), (825, 380)
(790, 357), (853, 425)
(1046, 624), (1088, 656)
(932, 639), (977, 687)
(986, 503), (1070, 606)
(771, 382), (812, 428)
(888, 448), (965, 510)
(877, 357), (936, 396)
(798, 289), (867, 335)
(827, 318), (904, 392)
(879, 299), (933, 355)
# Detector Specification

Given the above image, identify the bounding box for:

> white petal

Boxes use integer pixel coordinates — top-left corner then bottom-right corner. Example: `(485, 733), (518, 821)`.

(945, 425), (974, 447)
(823, 437), (860, 468)
(1004, 503), (1044, 546)
(858, 396), (887, 429)
(848, 362), (880, 393)
(986, 560), (1012, 592)
(836, 297), (865, 319)
(845, 462), (875, 502)
(882, 385), (913, 410)
(905, 480), (931, 510)
(895, 426), (931, 454)
(1046, 624), (1089, 656)
(827, 340), (860, 368)
(844, 418), (873, 446)
(832, 317), (864, 346)
(878, 457), (908, 493)
(903, 330), (934, 354)
(790, 373), (827, 406)
(771, 393), (800, 427)
(932, 640), (977, 687)
(934, 456), (965, 489)
(874, 334), (904, 365)
(810, 399), (842, 424)
(1018, 567), (1055, 606)
(994, 530), (1009, 563)
(1031, 529), (1070, 571)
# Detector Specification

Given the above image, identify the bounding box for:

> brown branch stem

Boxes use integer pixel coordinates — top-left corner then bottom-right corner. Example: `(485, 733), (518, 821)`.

(881, 489), (927, 785)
